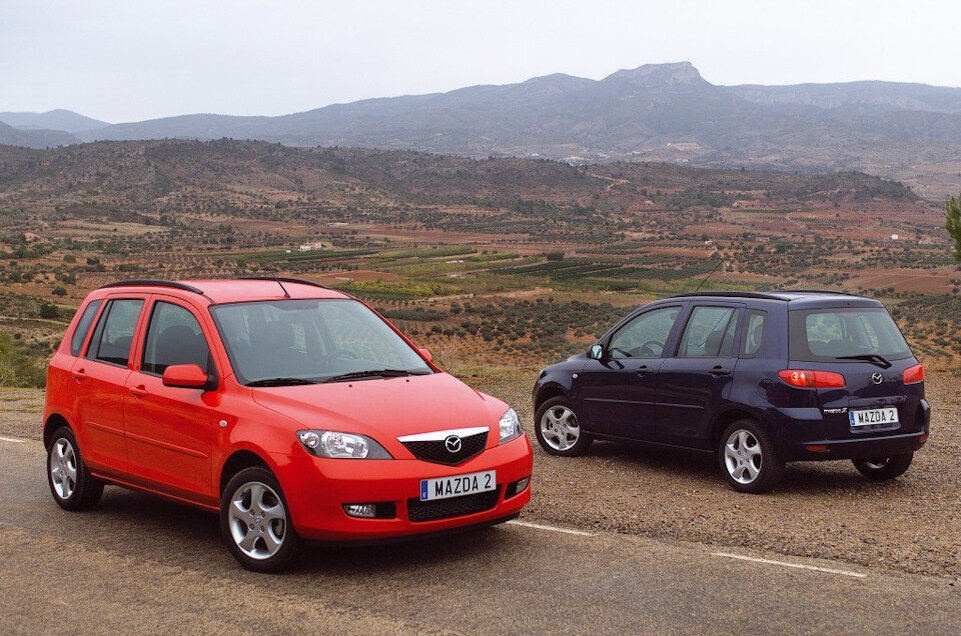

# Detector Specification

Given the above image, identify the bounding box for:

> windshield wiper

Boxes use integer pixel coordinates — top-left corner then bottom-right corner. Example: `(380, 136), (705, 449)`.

(322, 369), (426, 383)
(834, 354), (892, 369)
(246, 377), (319, 387)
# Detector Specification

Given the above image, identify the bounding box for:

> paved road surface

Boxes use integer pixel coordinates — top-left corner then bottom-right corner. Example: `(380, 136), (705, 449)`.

(3, 438), (959, 634)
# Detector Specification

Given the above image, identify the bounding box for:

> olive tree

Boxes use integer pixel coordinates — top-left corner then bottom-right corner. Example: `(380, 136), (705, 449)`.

(947, 194), (961, 261)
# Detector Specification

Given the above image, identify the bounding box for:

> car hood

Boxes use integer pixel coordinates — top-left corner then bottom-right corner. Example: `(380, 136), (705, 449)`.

(250, 372), (507, 444)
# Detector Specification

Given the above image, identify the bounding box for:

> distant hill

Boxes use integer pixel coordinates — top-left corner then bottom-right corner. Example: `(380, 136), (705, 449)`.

(0, 121), (79, 149)
(0, 109), (108, 133)
(64, 63), (961, 197)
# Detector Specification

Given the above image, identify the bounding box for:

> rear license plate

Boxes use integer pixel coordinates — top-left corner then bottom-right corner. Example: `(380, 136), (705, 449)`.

(849, 407), (899, 427)
(420, 470), (496, 501)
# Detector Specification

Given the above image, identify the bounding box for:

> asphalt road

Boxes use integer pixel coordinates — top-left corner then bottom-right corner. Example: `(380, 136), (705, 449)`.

(3, 438), (960, 634)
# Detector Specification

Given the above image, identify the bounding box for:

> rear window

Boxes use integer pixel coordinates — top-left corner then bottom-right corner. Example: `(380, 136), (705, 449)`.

(789, 308), (911, 362)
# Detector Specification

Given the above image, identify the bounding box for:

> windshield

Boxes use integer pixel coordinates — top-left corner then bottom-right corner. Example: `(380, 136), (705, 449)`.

(788, 307), (912, 363)
(210, 299), (432, 385)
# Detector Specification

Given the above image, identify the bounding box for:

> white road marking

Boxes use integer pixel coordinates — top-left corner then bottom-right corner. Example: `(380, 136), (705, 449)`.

(712, 552), (867, 578)
(0, 436), (26, 444)
(508, 520), (596, 537)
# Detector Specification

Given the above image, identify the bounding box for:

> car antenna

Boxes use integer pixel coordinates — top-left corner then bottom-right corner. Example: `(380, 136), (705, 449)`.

(274, 278), (291, 298)
(694, 257), (724, 292)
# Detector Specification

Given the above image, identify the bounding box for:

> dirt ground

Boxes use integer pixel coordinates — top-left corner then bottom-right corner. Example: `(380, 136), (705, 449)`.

(3, 370), (958, 579)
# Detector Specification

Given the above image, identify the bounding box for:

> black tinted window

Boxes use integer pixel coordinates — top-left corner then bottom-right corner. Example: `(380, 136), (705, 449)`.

(91, 299), (144, 366)
(142, 302), (211, 375)
(677, 306), (737, 358)
(608, 306), (681, 359)
(789, 308), (911, 362)
(69, 300), (102, 356)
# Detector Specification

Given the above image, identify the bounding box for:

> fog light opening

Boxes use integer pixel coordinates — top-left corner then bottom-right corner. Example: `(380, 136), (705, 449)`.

(343, 503), (378, 518)
(515, 477), (530, 493)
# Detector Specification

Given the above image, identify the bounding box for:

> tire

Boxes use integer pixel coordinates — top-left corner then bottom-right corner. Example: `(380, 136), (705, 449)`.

(47, 426), (104, 511)
(718, 419), (784, 494)
(534, 397), (592, 457)
(220, 467), (299, 573)
(852, 453), (913, 481)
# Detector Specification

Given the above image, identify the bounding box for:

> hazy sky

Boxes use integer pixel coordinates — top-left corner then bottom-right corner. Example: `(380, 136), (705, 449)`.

(2, 0), (959, 123)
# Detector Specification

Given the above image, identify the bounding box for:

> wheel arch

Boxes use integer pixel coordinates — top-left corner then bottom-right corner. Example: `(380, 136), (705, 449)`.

(219, 448), (273, 496)
(43, 412), (72, 450)
(710, 406), (764, 450)
(534, 382), (568, 414)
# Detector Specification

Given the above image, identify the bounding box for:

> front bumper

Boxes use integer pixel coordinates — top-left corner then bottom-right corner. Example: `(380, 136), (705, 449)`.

(275, 436), (533, 542)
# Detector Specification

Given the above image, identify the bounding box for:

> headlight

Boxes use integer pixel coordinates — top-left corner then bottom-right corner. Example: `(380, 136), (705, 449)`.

(498, 408), (523, 444)
(297, 430), (393, 459)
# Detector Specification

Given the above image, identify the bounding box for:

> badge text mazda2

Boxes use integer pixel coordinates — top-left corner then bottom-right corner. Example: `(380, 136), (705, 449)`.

(44, 278), (532, 571)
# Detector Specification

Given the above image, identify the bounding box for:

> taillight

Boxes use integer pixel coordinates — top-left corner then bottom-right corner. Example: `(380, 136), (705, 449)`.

(778, 369), (846, 388)
(903, 363), (925, 384)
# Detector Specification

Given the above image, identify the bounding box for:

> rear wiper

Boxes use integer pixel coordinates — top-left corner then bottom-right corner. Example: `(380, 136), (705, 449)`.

(322, 369), (426, 383)
(834, 354), (892, 369)
(247, 377), (319, 387)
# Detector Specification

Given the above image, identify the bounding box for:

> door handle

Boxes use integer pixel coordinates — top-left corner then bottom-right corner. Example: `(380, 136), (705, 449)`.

(709, 366), (731, 376)
(71, 368), (87, 381)
(635, 365), (650, 376)
(129, 385), (148, 397)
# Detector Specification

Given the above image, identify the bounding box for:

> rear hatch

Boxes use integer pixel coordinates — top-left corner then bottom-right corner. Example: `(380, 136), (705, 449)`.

(787, 305), (925, 441)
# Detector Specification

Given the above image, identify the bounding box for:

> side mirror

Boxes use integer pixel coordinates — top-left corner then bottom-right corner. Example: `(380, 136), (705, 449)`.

(418, 347), (434, 363)
(588, 344), (605, 360)
(162, 364), (210, 389)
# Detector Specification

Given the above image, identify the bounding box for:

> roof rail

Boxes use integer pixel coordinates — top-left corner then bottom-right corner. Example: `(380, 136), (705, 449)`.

(99, 279), (205, 295)
(668, 291), (786, 301)
(773, 289), (852, 295)
(238, 276), (330, 290)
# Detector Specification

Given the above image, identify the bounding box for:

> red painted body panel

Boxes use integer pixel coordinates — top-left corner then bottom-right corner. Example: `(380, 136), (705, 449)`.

(43, 279), (533, 540)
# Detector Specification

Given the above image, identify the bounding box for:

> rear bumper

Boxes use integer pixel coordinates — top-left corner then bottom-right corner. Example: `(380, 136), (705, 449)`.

(771, 399), (930, 461)
(275, 435), (533, 542)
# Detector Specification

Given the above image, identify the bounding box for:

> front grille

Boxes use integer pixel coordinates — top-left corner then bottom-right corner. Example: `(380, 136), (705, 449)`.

(401, 430), (488, 465)
(407, 487), (501, 523)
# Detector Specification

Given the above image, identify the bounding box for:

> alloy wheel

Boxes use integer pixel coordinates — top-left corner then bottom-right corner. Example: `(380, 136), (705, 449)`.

(227, 481), (288, 560)
(724, 429), (762, 484)
(540, 406), (580, 452)
(49, 438), (78, 499)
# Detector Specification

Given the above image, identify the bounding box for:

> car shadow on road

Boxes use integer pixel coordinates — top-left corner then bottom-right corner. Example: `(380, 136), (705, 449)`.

(85, 486), (519, 576)
(577, 440), (909, 496)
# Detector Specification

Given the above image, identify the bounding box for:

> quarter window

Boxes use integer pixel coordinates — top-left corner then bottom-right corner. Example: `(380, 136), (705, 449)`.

(142, 302), (212, 375)
(677, 306), (737, 358)
(608, 306), (681, 359)
(69, 300), (102, 356)
(90, 299), (144, 366)
(742, 310), (767, 357)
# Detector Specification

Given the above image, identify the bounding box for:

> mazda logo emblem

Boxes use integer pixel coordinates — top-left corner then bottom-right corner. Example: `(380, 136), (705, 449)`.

(872, 372), (883, 385)
(444, 435), (462, 453)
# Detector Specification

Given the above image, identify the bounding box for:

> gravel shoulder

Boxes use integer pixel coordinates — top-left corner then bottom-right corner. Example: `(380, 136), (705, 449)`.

(3, 370), (958, 579)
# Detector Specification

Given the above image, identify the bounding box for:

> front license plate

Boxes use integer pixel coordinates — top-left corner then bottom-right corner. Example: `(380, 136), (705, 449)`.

(849, 407), (899, 427)
(420, 470), (496, 501)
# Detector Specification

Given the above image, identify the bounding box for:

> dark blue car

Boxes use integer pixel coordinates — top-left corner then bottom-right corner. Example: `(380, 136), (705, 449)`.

(532, 291), (930, 493)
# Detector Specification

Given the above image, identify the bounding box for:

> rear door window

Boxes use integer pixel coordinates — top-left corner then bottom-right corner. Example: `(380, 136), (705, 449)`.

(88, 299), (144, 367)
(69, 300), (102, 356)
(677, 306), (738, 358)
(789, 308), (911, 362)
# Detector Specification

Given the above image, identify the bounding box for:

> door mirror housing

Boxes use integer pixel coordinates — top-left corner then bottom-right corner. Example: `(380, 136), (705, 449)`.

(418, 347), (434, 363)
(162, 364), (210, 389)
(588, 344), (605, 360)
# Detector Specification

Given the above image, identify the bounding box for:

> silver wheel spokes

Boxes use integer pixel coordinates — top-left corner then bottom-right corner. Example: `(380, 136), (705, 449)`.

(49, 438), (78, 499)
(863, 458), (890, 470)
(540, 406), (580, 452)
(228, 482), (287, 560)
(724, 429), (762, 484)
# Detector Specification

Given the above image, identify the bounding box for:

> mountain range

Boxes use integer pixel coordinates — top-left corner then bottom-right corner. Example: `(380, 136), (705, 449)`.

(3, 62), (961, 197)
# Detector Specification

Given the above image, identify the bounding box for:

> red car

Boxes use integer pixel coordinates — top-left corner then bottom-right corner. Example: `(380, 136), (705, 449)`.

(43, 278), (532, 571)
